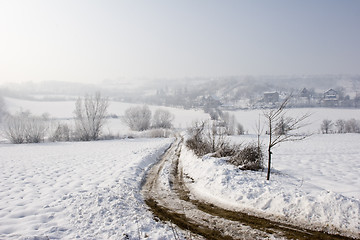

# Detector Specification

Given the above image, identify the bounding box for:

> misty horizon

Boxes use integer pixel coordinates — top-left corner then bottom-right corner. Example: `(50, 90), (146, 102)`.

(1, 0), (360, 85)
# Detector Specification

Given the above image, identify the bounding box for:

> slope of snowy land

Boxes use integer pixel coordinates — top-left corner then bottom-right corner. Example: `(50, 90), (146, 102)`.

(180, 134), (360, 238)
(0, 138), (178, 239)
(4, 97), (209, 129)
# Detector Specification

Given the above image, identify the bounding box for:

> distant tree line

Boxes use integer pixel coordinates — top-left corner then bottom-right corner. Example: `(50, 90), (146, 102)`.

(1, 93), (175, 144)
(321, 119), (360, 134)
(122, 105), (174, 131)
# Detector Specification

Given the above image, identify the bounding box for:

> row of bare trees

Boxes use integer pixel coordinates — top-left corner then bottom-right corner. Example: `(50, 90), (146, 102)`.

(321, 118), (360, 134)
(2, 92), (109, 143)
(122, 105), (174, 131)
(3, 112), (49, 144)
(1, 93), (177, 143)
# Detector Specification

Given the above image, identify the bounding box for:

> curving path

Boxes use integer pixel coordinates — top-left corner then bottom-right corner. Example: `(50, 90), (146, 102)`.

(141, 137), (354, 240)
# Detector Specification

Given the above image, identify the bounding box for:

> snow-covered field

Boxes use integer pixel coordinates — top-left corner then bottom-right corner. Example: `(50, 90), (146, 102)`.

(1, 97), (360, 239)
(0, 138), (177, 239)
(181, 134), (360, 238)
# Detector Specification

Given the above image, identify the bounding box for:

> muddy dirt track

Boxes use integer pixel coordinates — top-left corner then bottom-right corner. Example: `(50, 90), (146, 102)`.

(141, 137), (356, 240)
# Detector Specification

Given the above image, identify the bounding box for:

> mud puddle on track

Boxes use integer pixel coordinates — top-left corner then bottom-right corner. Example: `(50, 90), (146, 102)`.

(141, 137), (354, 240)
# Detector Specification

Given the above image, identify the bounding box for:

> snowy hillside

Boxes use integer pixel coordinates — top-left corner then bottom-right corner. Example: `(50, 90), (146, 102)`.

(0, 138), (177, 239)
(1, 98), (360, 239)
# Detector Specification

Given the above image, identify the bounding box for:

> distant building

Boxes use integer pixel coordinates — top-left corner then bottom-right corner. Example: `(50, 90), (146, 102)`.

(300, 88), (311, 98)
(322, 89), (339, 107)
(263, 92), (279, 103)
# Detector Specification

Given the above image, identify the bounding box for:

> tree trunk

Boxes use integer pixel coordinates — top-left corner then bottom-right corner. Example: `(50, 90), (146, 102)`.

(267, 148), (272, 180)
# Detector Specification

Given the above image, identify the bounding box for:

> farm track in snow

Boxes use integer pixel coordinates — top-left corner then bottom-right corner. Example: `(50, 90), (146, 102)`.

(141, 137), (355, 240)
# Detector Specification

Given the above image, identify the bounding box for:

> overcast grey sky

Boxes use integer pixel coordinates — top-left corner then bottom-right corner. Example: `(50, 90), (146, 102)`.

(0, 0), (359, 84)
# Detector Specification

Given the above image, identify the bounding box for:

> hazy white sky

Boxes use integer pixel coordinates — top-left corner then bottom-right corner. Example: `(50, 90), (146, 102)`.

(0, 0), (359, 84)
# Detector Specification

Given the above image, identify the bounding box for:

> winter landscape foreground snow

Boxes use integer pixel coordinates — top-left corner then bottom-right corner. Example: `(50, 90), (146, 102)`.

(181, 134), (360, 238)
(1, 97), (360, 239)
(1, 133), (359, 239)
(0, 138), (177, 239)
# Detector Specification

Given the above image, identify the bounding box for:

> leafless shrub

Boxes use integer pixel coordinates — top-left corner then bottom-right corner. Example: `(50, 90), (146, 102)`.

(3, 112), (48, 144)
(74, 92), (109, 141)
(50, 123), (71, 142)
(186, 120), (263, 170)
(3, 113), (26, 143)
(345, 118), (360, 133)
(123, 105), (152, 131)
(228, 143), (264, 171)
(152, 109), (174, 129)
(221, 112), (236, 135)
(320, 119), (333, 134)
(335, 119), (346, 133)
(24, 116), (48, 143)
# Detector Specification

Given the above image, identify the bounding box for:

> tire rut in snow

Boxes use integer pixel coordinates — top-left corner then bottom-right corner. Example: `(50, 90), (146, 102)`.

(141, 137), (354, 240)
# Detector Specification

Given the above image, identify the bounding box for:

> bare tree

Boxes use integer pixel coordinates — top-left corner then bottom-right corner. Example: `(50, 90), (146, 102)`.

(335, 119), (346, 133)
(222, 112), (236, 135)
(345, 118), (360, 133)
(152, 109), (174, 129)
(74, 92), (109, 141)
(264, 95), (311, 180)
(50, 122), (71, 142)
(3, 113), (26, 144)
(253, 114), (264, 158)
(24, 115), (48, 143)
(123, 105), (151, 131)
(321, 119), (333, 134)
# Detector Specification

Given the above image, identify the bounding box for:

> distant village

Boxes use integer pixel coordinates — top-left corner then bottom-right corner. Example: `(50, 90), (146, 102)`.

(254, 88), (360, 109)
(152, 87), (360, 110)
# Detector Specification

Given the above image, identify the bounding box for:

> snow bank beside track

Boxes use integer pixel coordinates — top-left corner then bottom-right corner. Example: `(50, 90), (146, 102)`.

(180, 135), (360, 238)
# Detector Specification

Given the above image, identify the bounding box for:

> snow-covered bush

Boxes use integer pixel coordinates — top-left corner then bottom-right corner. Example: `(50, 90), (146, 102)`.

(186, 120), (263, 170)
(122, 105), (152, 131)
(152, 109), (174, 129)
(228, 143), (263, 171)
(24, 115), (48, 143)
(3, 112), (48, 144)
(50, 123), (71, 142)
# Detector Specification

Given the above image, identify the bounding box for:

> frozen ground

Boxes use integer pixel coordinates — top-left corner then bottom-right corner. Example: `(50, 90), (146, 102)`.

(180, 134), (360, 238)
(2, 97), (360, 239)
(0, 138), (178, 239)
